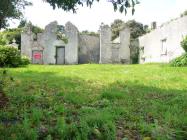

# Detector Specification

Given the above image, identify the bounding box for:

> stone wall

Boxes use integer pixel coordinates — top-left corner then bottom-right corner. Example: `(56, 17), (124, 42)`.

(21, 25), (34, 60)
(21, 21), (131, 65)
(99, 25), (112, 63)
(65, 22), (79, 64)
(99, 24), (131, 64)
(139, 16), (187, 64)
(42, 21), (64, 64)
(21, 21), (78, 65)
(119, 27), (131, 64)
(79, 34), (100, 63)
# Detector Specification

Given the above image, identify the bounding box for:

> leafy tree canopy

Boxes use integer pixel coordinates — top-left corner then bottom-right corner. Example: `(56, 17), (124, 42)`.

(181, 10), (187, 17)
(0, 20), (43, 49)
(111, 19), (146, 40)
(0, 0), (139, 30)
(111, 19), (125, 40)
(125, 20), (146, 39)
(0, 0), (32, 29)
(19, 20), (44, 34)
(44, 0), (139, 14)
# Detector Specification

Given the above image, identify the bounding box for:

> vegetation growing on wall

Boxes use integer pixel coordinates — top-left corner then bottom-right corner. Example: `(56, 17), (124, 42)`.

(80, 30), (99, 37)
(56, 25), (68, 44)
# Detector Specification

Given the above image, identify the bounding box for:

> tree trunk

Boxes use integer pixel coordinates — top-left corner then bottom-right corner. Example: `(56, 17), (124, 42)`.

(0, 18), (3, 30)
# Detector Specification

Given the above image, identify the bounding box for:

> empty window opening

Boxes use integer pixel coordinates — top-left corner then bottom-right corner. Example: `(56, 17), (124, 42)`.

(161, 39), (167, 55)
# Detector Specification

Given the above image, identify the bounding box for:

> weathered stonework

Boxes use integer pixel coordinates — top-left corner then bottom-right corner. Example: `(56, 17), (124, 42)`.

(79, 34), (100, 64)
(65, 22), (79, 64)
(139, 16), (187, 64)
(21, 21), (78, 64)
(21, 21), (131, 65)
(99, 24), (131, 64)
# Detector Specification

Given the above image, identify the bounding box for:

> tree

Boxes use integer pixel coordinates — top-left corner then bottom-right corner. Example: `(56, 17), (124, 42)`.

(124, 20), (146, 64)
(0, 21), (43, 49)
(0, 0), (32, 30)
(181, 10), (187, 17)
(125, 20), (146, 40)
(0, 28), (22, 49)
(111, 19), (125, 40)
(0, 0), (139, 30)
(18, 19), (28, 28)
(43, 0), (139, 13)
(111, 19), (146, 64)
(111, 19), (146, 40)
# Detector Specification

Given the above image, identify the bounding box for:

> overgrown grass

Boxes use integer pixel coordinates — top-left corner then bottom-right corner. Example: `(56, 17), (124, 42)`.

(0, 64), (187, 140)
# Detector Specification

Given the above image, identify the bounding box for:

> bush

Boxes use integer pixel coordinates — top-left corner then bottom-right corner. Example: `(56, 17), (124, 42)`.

(181, 10), (187, 17)
(0, 28), (22, 49)
(0, 45), (22, 67)
(21, 56), (30, 65)
(0, 45), (29, 67)
(170, 54), (187, 67)
(181, 36), (187, 52)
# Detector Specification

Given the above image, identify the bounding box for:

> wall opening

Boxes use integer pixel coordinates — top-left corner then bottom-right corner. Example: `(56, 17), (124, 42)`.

(140, 46), (145, 62)
(112, 48), (119, 63)
(161, 39), (167, 55)
(56, 46), (65, 65)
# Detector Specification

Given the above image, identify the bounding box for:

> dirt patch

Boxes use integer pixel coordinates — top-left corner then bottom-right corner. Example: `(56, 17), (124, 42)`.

(116, 119), (142, 140)
(145, 92), (175, 100)
(0, 90), (8, 108)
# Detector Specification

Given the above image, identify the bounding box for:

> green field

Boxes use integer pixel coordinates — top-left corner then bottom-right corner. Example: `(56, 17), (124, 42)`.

(0, 64), (187, 140)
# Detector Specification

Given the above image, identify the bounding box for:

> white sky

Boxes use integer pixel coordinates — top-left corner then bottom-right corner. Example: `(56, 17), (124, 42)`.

(9, 0), (187, 32)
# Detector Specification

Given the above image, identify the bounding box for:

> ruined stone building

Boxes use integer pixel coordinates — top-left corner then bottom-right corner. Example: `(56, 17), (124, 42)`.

(21, 21), (131, 65)
(139, 16), (187, 64)
(100, 24), (130, 64)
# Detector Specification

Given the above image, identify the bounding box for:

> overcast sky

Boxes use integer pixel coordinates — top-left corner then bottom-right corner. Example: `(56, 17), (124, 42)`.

(9, 0), (187, 32)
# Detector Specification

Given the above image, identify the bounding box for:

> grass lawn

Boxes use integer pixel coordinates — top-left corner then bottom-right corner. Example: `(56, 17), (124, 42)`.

(0, 64), (187, 140)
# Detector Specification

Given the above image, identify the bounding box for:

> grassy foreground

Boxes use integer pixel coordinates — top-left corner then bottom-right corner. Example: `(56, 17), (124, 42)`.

(0, 64), (187, 140)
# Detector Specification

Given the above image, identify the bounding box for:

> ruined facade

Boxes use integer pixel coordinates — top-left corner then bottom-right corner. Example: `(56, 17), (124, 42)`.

(21, 21), (131, 65)
(99, 24), (131, 64)
(139, 16), (187, 64)
(21, 21), (79, 64)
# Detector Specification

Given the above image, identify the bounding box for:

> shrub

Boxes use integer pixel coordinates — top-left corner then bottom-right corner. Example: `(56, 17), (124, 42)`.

(0, 28), (22, 49)
(170, 54), (187, 67)
(21, 56), (30, 65)
(181, 10), (187, 17)
(181, 36), (187, 52)
(0, 45), (30, 67)
(170, 37), (187, 67)
(0, 45), (22, 67)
